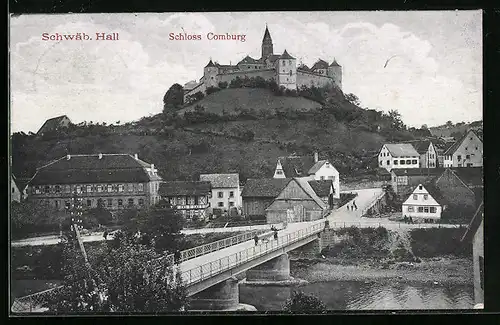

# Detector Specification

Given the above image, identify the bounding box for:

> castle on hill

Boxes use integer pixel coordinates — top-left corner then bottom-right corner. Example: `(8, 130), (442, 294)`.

(183, 25), (342, 102)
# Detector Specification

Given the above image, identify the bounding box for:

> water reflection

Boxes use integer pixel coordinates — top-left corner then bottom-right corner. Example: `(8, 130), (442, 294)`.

(239, 280), (474, 311)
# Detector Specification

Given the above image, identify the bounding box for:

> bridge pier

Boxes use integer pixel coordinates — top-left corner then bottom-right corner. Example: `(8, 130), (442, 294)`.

(189, 277), (240, 311)
(245, 253), (290, 282)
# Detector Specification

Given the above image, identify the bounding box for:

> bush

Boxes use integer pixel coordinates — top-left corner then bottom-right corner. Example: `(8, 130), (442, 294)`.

(410, 228), (472, 258)
(283, 291), (326, 313)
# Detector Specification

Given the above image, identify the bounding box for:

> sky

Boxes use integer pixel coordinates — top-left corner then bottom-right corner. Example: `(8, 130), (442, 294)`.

(10, 11), (482, 133)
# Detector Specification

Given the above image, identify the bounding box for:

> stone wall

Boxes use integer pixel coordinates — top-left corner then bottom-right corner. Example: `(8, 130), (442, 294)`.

(297, 71), (335, 89)
(217, 69), (275, 84)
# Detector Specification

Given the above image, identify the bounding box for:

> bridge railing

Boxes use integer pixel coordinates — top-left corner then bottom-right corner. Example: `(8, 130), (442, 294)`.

(180, 221), (325, 286)
(11, 286), (64, 313)
(327, 221), (467, 229)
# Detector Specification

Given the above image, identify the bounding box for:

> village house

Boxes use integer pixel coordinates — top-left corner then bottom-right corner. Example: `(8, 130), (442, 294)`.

(307, 180), (336, 209)
(241, 178), (290, 219)
(266, 178), (329, 224)
(434, 167), (483, 210)
(273, 152), (340, 199)
(199, 173), (241, 214)
(378, 144), (420, 172)
(158, 181), (212, 221)
(11, 175), (21, 203)
(37, 115), (72, 135)
(443, 130), (483, 167)
(402, 183), (444, 223)
(390, 168), (445, 196)
(407, 140), (438, 168)
(460, 202), (484, 308)
(27, 153), (162, 211)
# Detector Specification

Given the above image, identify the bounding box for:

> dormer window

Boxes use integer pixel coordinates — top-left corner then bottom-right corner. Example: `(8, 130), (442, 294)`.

(419, 185), (423, 190)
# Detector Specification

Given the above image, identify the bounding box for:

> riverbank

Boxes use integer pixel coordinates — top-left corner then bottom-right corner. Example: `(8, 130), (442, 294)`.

(290, 256), (472, 286)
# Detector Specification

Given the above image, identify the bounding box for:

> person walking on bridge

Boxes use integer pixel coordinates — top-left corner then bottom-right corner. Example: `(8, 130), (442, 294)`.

(273, 230), (278, 241)
(254, 234), (259, 246)
(353, 201), (358, 211)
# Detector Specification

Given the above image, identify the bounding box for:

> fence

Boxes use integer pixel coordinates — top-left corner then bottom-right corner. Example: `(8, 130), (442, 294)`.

(326, 221), (467, 230)
(360, 190), (386, 216)
(11, 285), (64, 313)
(179, 222), (324, 286)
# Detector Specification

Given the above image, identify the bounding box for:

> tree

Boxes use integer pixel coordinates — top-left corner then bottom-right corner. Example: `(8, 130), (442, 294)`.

(421, 124), (428, 130)
(124, 199), (186, 253)
(387, 109), (405, 131)
(163, 84), (184, 112)
(283, 291), (327, 313)
(43, 234), (188, 312)
(445, 120), (454, 128)
(345, 93), (361, 106)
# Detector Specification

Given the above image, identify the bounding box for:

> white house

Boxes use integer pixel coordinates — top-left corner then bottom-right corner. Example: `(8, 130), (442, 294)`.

(402, 183), (443, 223)
(378, 144), (420, 172)
(443, 130), (483, 167)
(273, 152), (340, 199)
(410, 140), (438, 168)
(199, 173), (241, 213)
(11, 175), (21, 203)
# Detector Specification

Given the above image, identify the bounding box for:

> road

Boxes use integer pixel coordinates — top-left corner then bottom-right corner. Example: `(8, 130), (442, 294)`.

(10, 188), (465, 248)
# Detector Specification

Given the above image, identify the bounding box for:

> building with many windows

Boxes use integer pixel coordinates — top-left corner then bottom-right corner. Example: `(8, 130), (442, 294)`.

(27, 153), (162, 211)
(378, 144), (420, 172)
(199, 173), (241, 214)
(443, 130), (483, 167)
(402, 183), (444, 223)
(158, 181), (212, 220)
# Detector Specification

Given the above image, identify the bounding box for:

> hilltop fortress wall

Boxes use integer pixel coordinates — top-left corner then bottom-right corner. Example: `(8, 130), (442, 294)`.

(217, 69), (276, 84)
(297, 71), (335, 89)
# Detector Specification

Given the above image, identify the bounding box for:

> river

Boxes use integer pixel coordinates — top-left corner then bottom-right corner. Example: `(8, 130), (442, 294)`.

(239, 280), (474, 311)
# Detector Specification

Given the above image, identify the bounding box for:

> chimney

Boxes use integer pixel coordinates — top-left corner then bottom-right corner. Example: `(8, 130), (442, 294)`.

(98, 153), (103, 159)
(151, 163), (155, 171)
(134, 153), (138, 160)
(66, 154), (71, 160)
(314, 152), (319, 163)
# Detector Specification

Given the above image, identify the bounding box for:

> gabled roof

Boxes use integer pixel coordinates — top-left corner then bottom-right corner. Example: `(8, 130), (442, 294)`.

(199, 173), (239, 188)
(329, 59), (341, 67)
(308, 160), (329, 174)
(279, 155), (316, 178)
(461, 201), (484, 242)
(421, 181), (447, 206)
(12, 175), (29, 192)
(279, 50), (295, 60)
(311, 59), (329, 70)
(450, 167), (483, 187)
(391, 168), (445, 177)
(293, 177), (328, 209)
(384, 143), (420, 157)
(241, 178), (291, 197)
(29, 154), (161, 185)
(406, 140), (432, 154)
(205, 60), (216, 67)
(298, 64), (310, 71)
(37, 115), (71, 134)
(308, 180), (334, 197)
(238, 56), (259, 65)
(159, 181), (211, 197)
(444, 129), (483, 155)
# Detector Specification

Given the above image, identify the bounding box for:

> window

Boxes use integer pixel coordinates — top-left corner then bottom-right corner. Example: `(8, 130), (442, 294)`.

(12, 187), (14, 194)
(277, 170), (283, 175)
(424, 194), (428, 200)
(128, 184), (134, 192)
(86, 199), (92, 207)
(118, 184), (124, 192)
(139, 198), (144, 206)
(413, 194), (418, 200)
(467, 163), (473, 167)
(44, 185), (50, 193)
(169, 197), (176, 205)
(424, 207), (429, 213)
(479, 256), (484, 290)
(430, 207), (436, 213)
(418, 207), (424, 212)
(218, 202), (224, 207)
(289, 70), (292, 76)
(118, 199), (123, 207)
(320, 176), (325, 180)
(177, 196), (186, 205)
(107, 199), (113, 207)
(218, 192), (223, 198)
(408, 206), (414, 212)
(65, 201), (71, 209)
(419, 185), (423, 190)
(229, 202), (235, 207)
(107, 184), (113, 192)
(97, 185), (102, 193)
(379, 161), (383, 166)
(457, 155), (462, 161)
(406, 160), (412, 164)
(401, 160), (406, 165)
(412, 160), (417, 164)
(476, 146), (478, 150)
(187, 196), (195, 205)
(458, 163), (462, 167)
(466, 155), (470, 159)
(55, 185), (61, 193)
(65, 185), (71, 193)
(394, 160), (398, 165)
(76, 186), (81, 193)
(55, 200), (60, 208)
(86, 185), (92, 193)
(138, 184), (144, 192)
(128, 198), (134, 206)
(386, 160), (390, 165)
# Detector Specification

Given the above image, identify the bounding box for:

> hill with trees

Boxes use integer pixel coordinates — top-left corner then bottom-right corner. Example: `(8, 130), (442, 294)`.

(12, 78), (426, 185)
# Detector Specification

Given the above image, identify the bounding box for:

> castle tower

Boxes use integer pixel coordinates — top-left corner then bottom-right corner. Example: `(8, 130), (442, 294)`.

(204, 59), (218, 88)
(276, 50), (297, 90)
(327, 59), (342, 90)
(261, 25), (274, 59)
